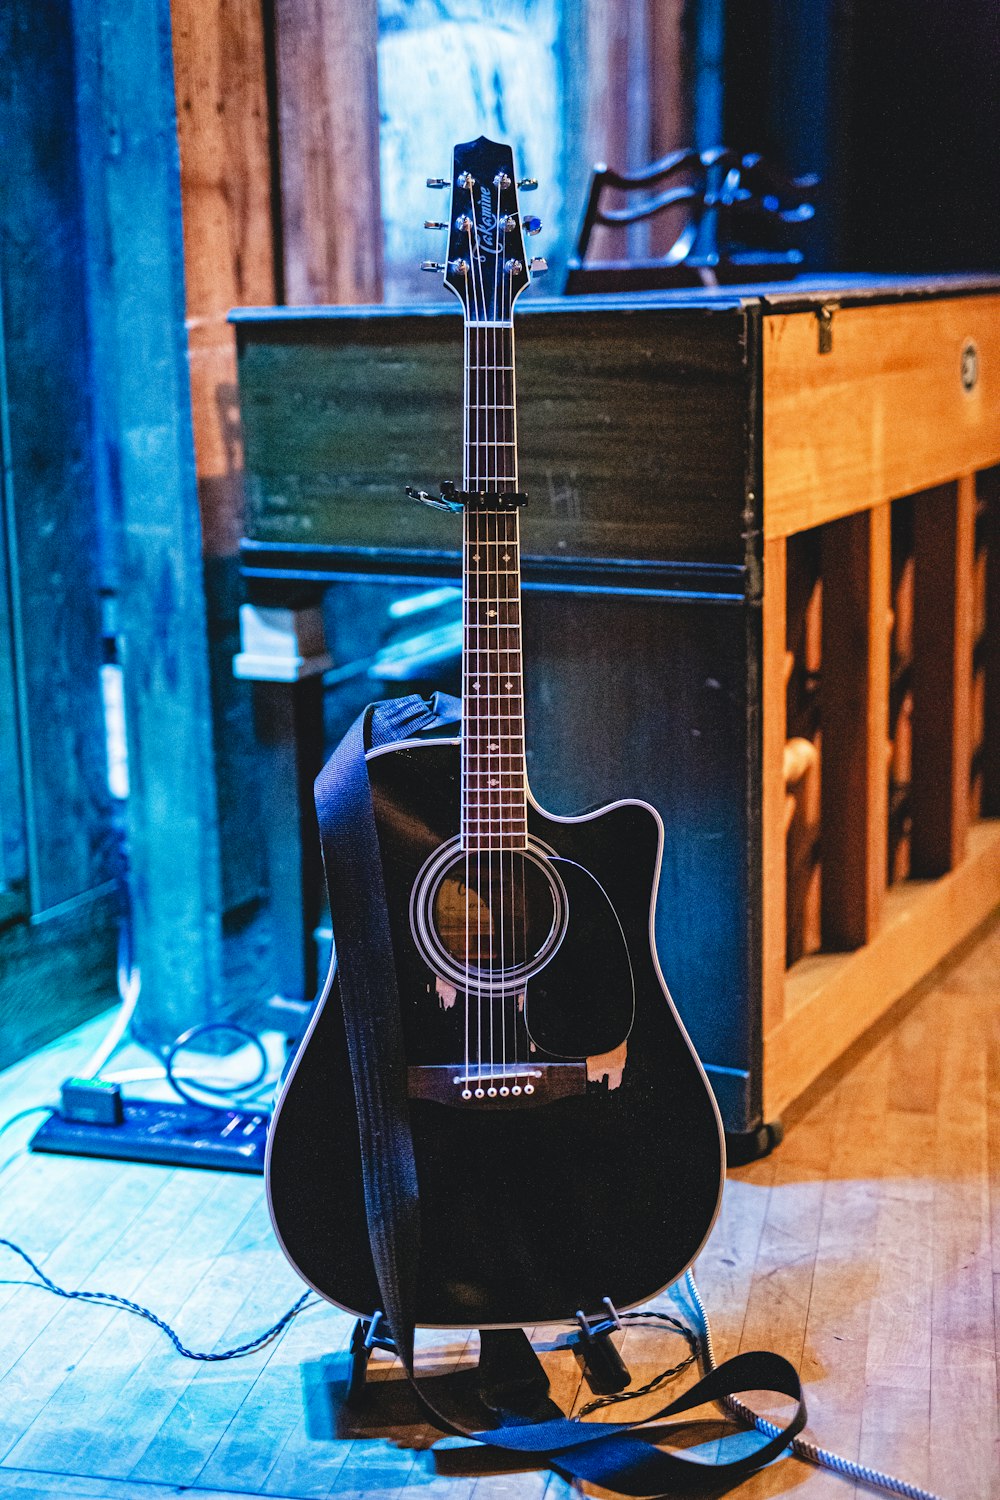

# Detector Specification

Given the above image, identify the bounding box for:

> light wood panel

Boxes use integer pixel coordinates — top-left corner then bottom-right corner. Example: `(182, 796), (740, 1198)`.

(761, 536), (788, 1034)
(765, 818), (1000, 1118)
(273, 0), (382, 306)
(763, 294), (1000, 539)
(819, 502), (891, 947)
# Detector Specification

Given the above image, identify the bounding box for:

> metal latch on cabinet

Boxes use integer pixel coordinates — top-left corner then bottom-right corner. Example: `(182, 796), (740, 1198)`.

(816, 301), (839, 354)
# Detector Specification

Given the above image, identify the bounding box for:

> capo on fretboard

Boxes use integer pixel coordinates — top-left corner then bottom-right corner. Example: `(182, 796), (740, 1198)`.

(405, 481), (527, 513)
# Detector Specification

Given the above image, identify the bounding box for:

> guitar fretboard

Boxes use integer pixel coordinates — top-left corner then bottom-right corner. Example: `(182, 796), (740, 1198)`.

(462, 322), (527, 851)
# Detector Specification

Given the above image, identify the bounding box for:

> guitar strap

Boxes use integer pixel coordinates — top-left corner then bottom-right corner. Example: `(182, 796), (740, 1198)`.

(313, 694), (807, 1495)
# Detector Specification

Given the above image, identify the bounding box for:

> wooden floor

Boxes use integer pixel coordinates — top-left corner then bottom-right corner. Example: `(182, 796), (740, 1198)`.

(0, 918), (997, 1500)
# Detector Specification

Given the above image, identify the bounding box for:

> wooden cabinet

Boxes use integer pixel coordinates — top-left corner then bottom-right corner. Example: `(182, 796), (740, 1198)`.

(233, 274), (1000, 1145)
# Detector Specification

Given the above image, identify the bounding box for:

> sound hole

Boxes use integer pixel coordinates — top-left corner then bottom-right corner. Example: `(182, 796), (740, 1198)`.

(411, 840), (568, 994)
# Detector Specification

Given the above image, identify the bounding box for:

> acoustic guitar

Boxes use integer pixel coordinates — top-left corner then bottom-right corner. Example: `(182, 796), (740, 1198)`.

(266, 136), (725, 1330)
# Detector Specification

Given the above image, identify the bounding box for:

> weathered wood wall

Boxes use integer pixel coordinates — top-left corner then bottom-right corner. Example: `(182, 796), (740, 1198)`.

(0, 0), (118, 1067)
(72, 0), (226, 1047)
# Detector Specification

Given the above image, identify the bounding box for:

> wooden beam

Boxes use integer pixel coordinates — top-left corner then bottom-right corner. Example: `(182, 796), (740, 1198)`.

(762, 535), (788, 1033)
(72, 0), (224, 1045)
(820, 502), (891, 947)
(981, 467), (1000, 816)
(170, 0), (278, 916)
(273, 0), (382, 305)
(763, 296), (1000, 539)
(171, 0), (277, 556)
(911, 476), (975, 876)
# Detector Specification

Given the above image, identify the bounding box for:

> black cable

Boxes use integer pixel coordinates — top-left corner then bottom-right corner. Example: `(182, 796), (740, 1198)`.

(162, 1022), (270, 1111)
(0, 1237), (318, 1361)
(576, 1310), (702, 1417)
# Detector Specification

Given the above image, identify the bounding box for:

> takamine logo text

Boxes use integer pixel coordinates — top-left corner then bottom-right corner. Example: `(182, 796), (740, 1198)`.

(479, 185), (497, 253)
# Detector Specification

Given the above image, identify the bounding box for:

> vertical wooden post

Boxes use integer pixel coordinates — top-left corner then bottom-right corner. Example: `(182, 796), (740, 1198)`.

(820, 502), (890, 948)
(981, 468), (1000, 816)
(274, 0), (383, 305)
(171, 0), (277, 556)
(762, 535), (788, 1036)
(170, 0), (279, 917)
(911, 476), (975, 876)
(72, 0), (225, 1046)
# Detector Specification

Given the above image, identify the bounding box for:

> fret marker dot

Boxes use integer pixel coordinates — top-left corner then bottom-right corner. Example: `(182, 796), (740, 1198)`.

(504, 680), (513, 689)
(488, 609), (497, 618)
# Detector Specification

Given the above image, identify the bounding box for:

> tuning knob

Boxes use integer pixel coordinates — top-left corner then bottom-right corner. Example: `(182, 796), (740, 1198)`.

(523, 216), (542, 235)
(426, 177), (449, 189)
(420, 261), (445, 272)
(529, 256), (549, 274)
(518, 177), (538, 191)
(423, 220), (447, 230)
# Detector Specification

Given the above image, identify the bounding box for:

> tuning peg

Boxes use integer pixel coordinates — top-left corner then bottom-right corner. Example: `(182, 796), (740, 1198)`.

(426, 177), (449, 189)
(423, 220), (447, 230)
(518, 177), (538, 191)
(523, 216), (542, 235)
(529, 256), (549, 274)
(420, 261), (445, 273)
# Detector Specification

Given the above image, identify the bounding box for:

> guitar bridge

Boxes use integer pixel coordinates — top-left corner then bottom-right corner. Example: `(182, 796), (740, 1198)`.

(407, 1061), (586, 1107)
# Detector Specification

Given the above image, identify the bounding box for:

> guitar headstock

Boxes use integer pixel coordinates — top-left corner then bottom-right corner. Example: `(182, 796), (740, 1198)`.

(424, 136), (541, 325)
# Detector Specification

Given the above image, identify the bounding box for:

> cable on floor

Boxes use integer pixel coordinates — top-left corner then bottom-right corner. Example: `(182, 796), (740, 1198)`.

(684, 1268), (948, 1500)
(0, 1237), (318, 1361)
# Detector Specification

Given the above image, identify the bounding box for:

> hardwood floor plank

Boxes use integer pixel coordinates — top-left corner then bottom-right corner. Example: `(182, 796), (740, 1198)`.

(0, 1465), (323, 1499)
(106, 1194), (303, 1482)
(36, 1176), (266, 1479)
(0, 1161), (167, 1383)
(0, 1168), (215, 1465)
(0, 923), (997, 1497)
(127, 1236), (327, 1490)
(0, 1155), (130, 1318)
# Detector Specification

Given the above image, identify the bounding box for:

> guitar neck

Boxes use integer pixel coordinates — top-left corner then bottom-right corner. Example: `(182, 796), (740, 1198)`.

(461, 321), (527, 852)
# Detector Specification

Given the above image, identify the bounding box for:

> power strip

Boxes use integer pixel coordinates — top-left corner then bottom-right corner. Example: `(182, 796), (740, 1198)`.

(30, 1098), (268, 1173)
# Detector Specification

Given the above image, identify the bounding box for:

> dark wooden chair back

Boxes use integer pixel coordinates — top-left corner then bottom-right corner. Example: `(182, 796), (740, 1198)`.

(563, 147), (816, 295)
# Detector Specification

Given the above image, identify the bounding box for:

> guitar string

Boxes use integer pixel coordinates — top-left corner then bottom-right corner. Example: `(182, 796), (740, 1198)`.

(464, 289), (476, 1104)
(494, 182), (508, 1097)
(500, 259), (522, 1090)
(509, 272), (529, 1087)
(463, 207), (481, 1096)
(462, 174), (531, 1098)
(466, 189), (491, 1098)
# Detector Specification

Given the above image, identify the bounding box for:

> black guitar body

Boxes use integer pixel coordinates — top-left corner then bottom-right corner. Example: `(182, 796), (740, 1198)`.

(266, 738), (725, 1328)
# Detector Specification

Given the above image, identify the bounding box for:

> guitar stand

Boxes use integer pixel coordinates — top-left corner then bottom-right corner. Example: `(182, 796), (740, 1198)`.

(347, 1311), (398, 1404)
(346, 1301), (632, 1408)
(574, 1300), (631, 1393)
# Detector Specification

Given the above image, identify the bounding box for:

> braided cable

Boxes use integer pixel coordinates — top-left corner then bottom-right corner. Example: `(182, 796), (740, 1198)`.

(0, 1238), (316, 1361)
(684, 1269), (948, 1500)
(576, 1310), (701, 1416)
